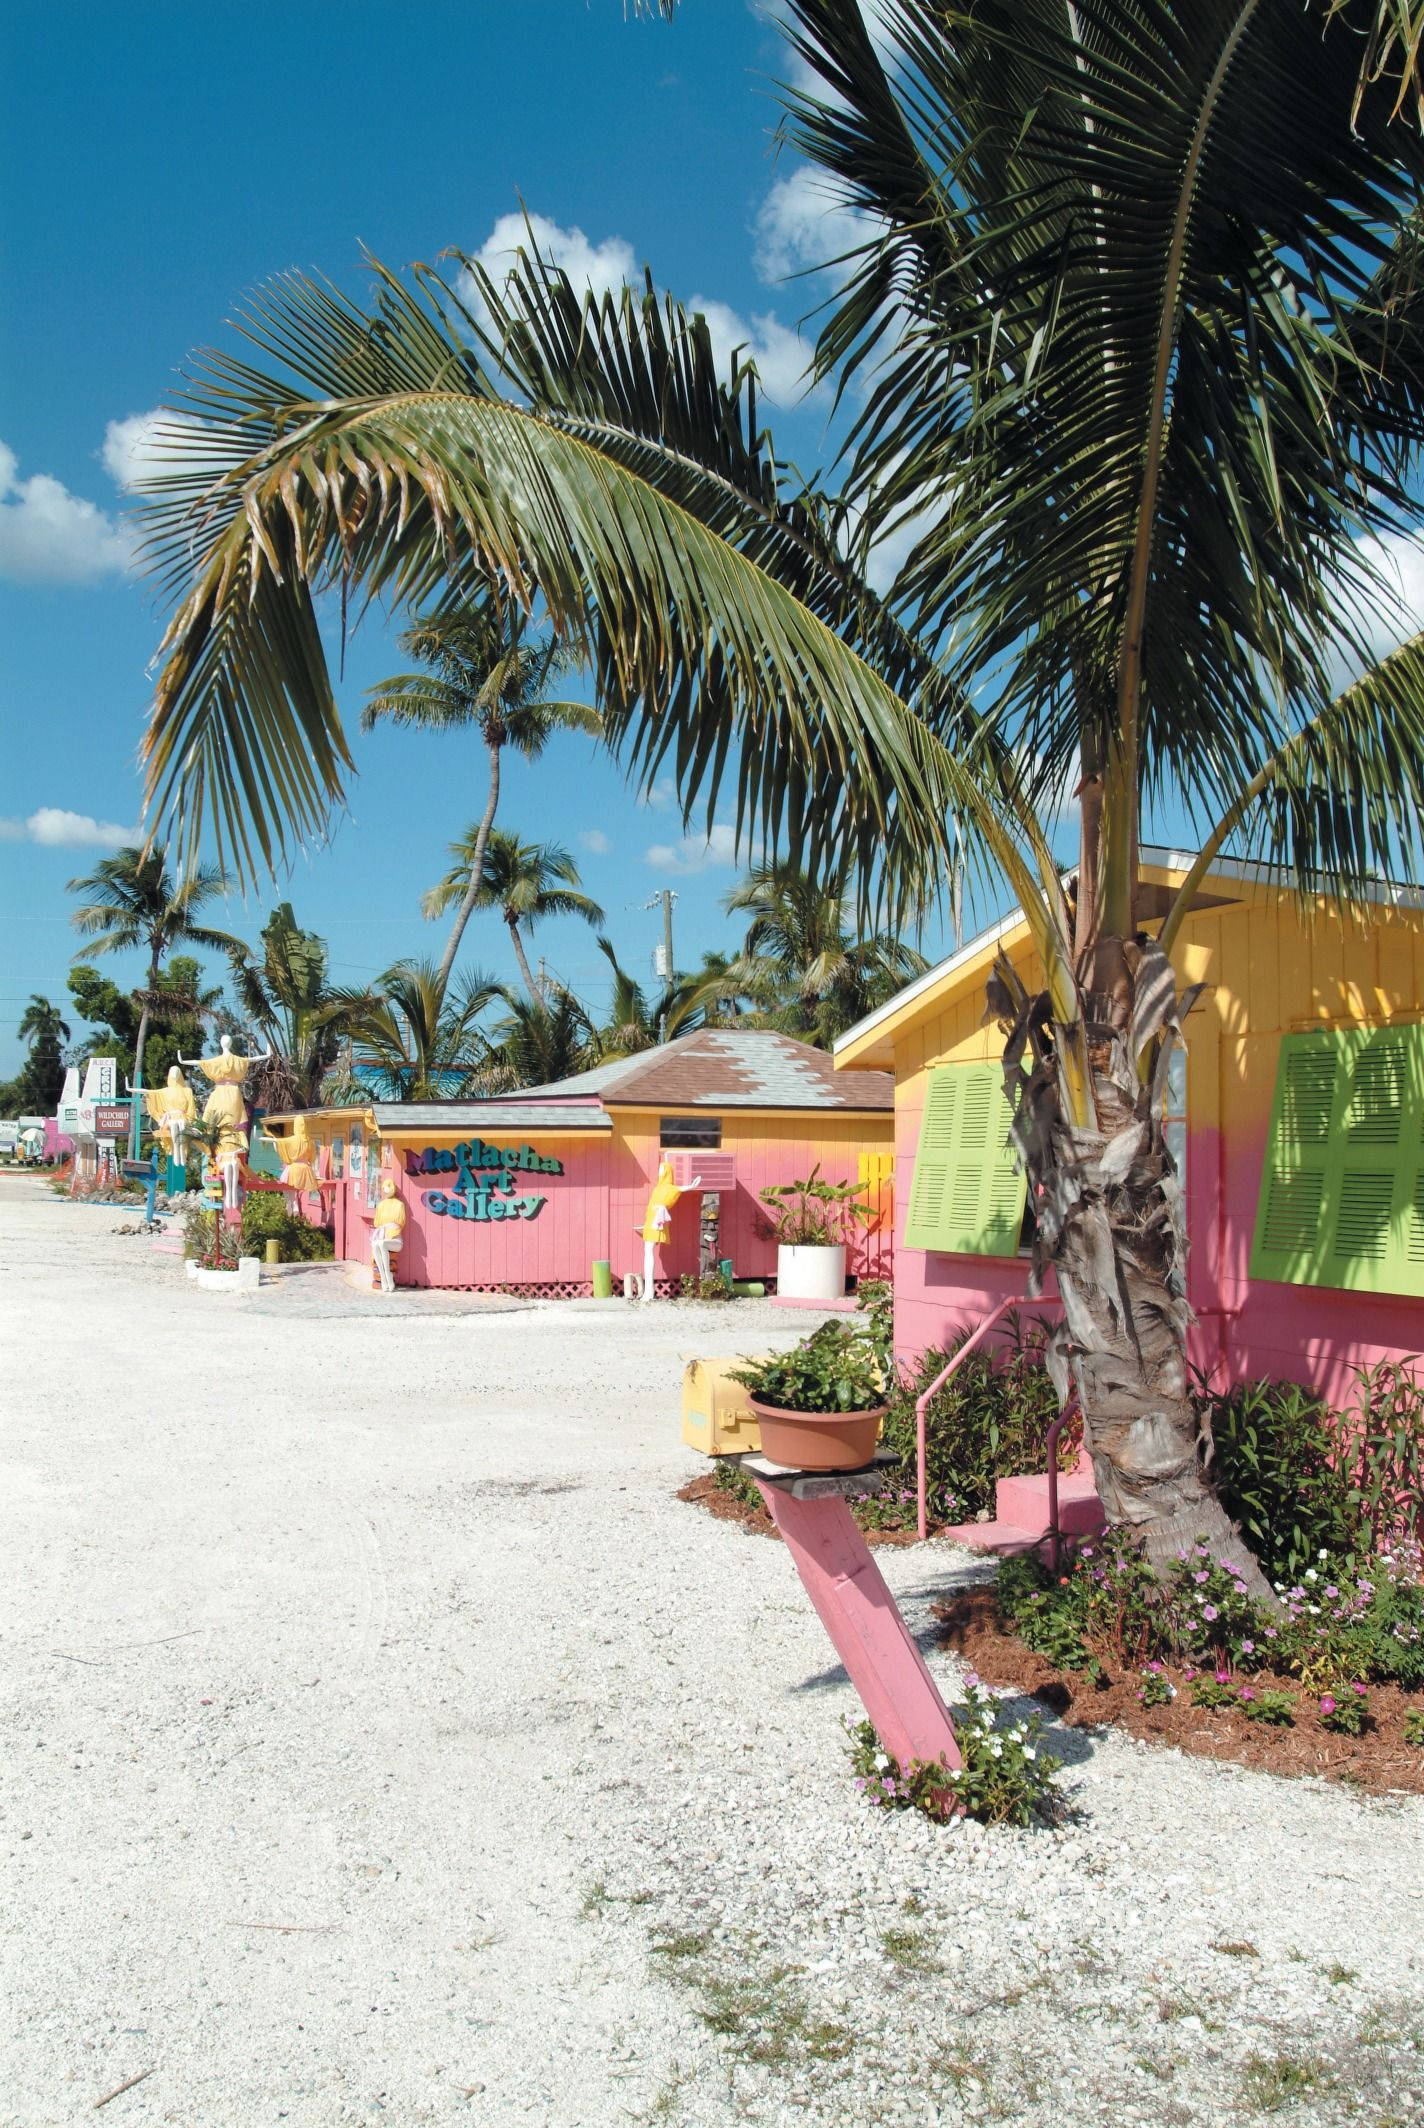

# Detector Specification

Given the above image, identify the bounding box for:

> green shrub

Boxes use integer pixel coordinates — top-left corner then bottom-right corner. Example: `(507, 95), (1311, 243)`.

(183, 1207), (240, 1267)
(240, 1192), (333, 1262)
(847, 1686), (1064, 1829)
(879, 1317), (1068, 1522)
(730, 1322), (884, 1414)
(1199, 1376), (1358, 1585)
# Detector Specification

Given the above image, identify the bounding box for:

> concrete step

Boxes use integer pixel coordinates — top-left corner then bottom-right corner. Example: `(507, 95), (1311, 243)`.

(938, 1517), (1048, 1556)
(996, 1466), (1105, 1536)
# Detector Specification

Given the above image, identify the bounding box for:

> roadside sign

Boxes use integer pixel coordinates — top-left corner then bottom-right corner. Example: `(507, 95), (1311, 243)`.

(95, 1104), (130, 1138)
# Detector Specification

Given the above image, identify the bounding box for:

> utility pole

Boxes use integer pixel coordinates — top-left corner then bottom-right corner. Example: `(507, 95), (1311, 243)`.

(645, 888), (677, 1043)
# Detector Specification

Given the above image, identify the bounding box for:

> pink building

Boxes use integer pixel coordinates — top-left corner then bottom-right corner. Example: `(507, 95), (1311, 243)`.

(834, 850), (1424, 1405)
(275, 1031), (895, 1296)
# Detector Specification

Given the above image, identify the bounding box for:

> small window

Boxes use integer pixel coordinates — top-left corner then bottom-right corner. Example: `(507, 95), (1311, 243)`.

(331, 1133), (345, 1179)
(659, 1116), (721, 1149)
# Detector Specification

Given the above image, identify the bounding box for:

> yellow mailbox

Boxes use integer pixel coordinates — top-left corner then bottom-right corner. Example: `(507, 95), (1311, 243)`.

(680, 1356), (767, 1457)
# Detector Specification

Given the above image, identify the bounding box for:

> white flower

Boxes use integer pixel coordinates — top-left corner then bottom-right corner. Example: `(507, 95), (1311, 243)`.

(1318, 1549), (1329, 1561)
(989, 1741), (1003, 1757)
(873, 1752), (890, 1772)
(1023, 1746), (1037, 1761)
(1305, 1568), (1318, 1582)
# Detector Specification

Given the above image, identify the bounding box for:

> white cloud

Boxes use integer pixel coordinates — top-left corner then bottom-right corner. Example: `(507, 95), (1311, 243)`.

(754, 165), (866, 285)
(0, 807), (137, 849)
(578, 827), (612, 855)
(0, 439), (134, 583)
(645, 823), (740, 874)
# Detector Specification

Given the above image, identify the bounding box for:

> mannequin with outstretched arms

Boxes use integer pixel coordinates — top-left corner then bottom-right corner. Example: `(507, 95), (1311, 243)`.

(126, 1063), (197, 1181)
(177, 1034), (271, 1211)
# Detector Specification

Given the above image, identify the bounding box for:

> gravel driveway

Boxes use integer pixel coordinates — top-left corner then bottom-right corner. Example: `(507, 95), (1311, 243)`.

(3, 1175), (1421, 2126)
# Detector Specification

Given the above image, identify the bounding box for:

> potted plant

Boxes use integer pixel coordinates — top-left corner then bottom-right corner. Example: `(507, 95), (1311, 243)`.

(757, 1165), (870, 1301)
(731, 1323), (887, 1471)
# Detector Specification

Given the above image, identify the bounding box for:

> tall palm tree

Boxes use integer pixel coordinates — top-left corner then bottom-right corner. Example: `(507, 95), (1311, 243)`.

(422, 829), (604, 1001)
(18, 996), (69, 1052)
(356, 958), (500, 1103)
(137, 3), (1424, 1586)
(227, 903), (379, 1109)
(363, 602), (601, 995)
(15, 996), (70, 1112)
(718, 863), (929, 1048)
(68, 847), (242, 1103)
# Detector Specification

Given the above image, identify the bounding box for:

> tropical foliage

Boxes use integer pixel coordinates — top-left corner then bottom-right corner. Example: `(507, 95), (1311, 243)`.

(355, 958), (500, 1102)
(421, 828), (604, 1001)
(136, 0), (1424, 1583)
(713, 862), (927, 1046)
(68, 847), (241, 1094)
(364, 602), (599, 992)
(226, 902), (378, 1109)
(66, 955), (221, 1092)
(0, 996), (70, 1114)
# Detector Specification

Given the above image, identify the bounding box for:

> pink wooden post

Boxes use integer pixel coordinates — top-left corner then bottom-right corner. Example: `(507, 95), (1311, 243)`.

(753, 1476), (960, 1772)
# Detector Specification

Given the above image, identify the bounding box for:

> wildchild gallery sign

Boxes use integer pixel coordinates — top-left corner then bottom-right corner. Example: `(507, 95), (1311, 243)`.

(406, 1139), (564, 1223)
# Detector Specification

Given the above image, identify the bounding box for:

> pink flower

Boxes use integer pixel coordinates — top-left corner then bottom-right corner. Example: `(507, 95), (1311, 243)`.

(1194, 1570), (1210, 1584)
(1203, 1605), (1219, 1622)
(1319, 1696), (1337, 1716)
(1240, 1640), (1255, 1656)
(1240, 1687), (1255, 1703)
(1215, 1668), (1231, 1685)
(1352, 1681), (1368, 1697)
(963, 1671), (979, 1688)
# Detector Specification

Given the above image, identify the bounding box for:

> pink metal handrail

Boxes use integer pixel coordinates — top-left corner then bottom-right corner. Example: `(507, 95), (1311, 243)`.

(913, 1298), (1021, 1542)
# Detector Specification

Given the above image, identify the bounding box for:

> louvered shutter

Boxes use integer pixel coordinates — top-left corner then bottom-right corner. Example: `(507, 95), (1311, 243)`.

(1250, 1028), (1424, 1295)
(903, 1064), (1026, 1256)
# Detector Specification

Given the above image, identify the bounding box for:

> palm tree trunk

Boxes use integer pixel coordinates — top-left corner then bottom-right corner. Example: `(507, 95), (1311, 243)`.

(1008, 956), (1274, 1603)
(508, 920), (540, 1002)
(434, 739), (501, 998)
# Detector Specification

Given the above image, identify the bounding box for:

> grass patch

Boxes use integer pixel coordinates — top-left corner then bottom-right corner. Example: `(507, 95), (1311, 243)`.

(1240, 2052), (1332, 2114)
(1325, 1960), (1358, 1985)
(1211, 1939), (1261, 1959)
(880, 1924), (941, 1975)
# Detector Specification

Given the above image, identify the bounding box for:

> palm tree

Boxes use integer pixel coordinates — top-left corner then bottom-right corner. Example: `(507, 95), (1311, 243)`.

(717, 863), (928, 1048)
(137, 3), (1424, 1587)
(357, 959), (500, 1103)
(68, 847), (242, 1103)
(593, 936), (706, 1056)
(486, 988), (597, 1090)
(18, 995), (69, 1052)
(15, 996), (70, 1112)
(363, 602), (601, 995)
(227, 903), (379, 1109)
(422, 829), (604, 1002)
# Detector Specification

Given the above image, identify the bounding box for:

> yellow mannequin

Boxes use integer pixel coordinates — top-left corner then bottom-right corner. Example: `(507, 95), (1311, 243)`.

(142, 1065), (197, 1168)
(263, 1115), (321, 1195)
(638, 1158), (699, 1304)
(178, 1035), (270, 1210)
(370, 1175), (407, 1294)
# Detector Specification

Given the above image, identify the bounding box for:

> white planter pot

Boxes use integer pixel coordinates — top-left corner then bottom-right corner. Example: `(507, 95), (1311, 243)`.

(776, 1242), (847, 1301)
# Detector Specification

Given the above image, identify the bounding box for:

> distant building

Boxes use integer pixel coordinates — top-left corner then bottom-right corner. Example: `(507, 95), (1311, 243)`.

(267, 1030), (895, 1296)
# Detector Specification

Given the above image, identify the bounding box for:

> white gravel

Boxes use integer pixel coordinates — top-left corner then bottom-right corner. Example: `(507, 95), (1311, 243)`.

(3, 1173), (1421, 2127)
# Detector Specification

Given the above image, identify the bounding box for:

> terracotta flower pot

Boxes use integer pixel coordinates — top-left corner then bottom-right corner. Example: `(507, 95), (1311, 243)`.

(747, 1395), (886, 1473)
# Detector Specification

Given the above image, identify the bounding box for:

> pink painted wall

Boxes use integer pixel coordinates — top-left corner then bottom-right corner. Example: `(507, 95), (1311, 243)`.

(888, 884), (1424, 1407)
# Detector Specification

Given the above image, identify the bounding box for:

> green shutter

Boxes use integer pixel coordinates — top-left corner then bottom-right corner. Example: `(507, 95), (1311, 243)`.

(1249, 1027), (1424, 1296)
(903, 1063), (1027, 1256)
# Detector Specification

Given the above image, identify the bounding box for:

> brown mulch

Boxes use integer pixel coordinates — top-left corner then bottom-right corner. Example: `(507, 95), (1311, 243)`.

(678, 1472), (931, 1548)
(935, 1582), (1424, 1797)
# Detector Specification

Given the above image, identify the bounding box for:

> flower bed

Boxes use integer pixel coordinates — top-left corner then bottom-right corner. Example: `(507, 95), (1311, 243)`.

(934, 1534), (1424, 1797)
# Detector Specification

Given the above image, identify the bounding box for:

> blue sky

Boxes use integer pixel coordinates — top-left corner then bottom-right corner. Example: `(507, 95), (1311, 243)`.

(0, 0), (903, 1074)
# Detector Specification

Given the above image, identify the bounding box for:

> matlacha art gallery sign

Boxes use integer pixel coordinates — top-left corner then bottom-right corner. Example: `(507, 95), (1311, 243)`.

(406, 1139), (564, 1223)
